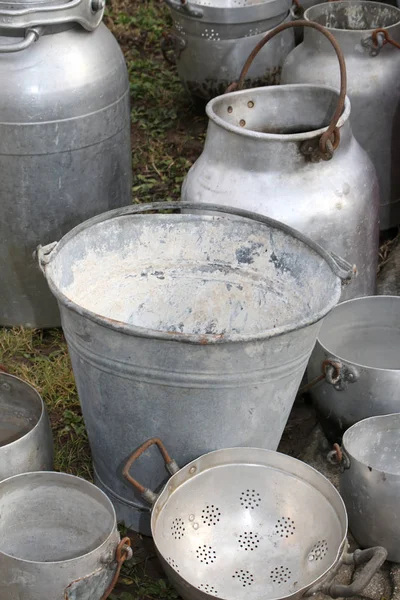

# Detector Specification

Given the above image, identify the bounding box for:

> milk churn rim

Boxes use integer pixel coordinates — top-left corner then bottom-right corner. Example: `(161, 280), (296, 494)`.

(343, 413), (400, 477)
(316, 295), (400, 373)
(42, 202), (343, 344)
(207, 84), (351, 142)
(304, 0), (400, 31)
(0, 471), (118, 564)
(0, 371), (47, 448)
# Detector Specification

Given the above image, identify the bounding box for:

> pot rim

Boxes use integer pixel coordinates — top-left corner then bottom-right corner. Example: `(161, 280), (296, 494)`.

(150, 446), (348, 600)
(0, 471), (118, 565)
(206, 84), (351, 142)
(0, 372), (48, 450)
(343, 413), (400, 477)
(315, 295), (400, 373)
(304, 0), (400, 33)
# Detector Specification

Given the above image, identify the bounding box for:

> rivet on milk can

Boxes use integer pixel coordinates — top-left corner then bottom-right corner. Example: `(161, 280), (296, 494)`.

(281, 1), (400, 230)
(182, 21), (380, 301)
(38, 201), (352, 533)
(161, 0), (295, 101)
(0, 368), (53, 482)
(0, 471), (132, 600)
(0, 0), (132, 328)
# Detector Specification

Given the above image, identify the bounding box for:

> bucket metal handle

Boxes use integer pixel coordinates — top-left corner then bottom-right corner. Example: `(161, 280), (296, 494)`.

(123, 438), (180, 505)
(226, 20), (347, 161)
(65, 537), (132, 600)
(307, 546), (387, 598)
(36, 202), (353, 283)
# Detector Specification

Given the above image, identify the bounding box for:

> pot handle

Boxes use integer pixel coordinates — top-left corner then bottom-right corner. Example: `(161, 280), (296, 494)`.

(226, 20), (347, 159)
(307, 547), (387, 598)
(123, 438), (180, 505)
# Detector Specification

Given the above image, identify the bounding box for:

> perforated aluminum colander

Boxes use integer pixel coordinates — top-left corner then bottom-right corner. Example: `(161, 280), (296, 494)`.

(124, 440), (387, 600)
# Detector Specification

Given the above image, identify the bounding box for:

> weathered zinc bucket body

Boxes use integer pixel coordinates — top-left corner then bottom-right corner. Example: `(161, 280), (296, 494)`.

(281, 1), (400, 230)
(182, 84), (379, 301)
(0, 471), (131, 600)
(38, 202), (351, 534)
(0, 371), (53, 481)
(0, 0), (132, 328)
(162, 0), (295, 100)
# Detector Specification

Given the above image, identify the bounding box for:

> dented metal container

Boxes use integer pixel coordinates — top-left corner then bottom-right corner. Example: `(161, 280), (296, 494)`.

(162, 0), (295, 100)
(282, 1), (400, 230)
(38, 201), (351, 533)
(0, 371), (53, 482)
(0, 0), (131, 328)
(0, 471), (131, 600)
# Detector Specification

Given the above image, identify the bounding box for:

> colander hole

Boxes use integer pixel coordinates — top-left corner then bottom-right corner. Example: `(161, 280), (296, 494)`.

(171, 517), (185, 540)
(270, 566), (291, 584)
(199, 584), (218, 594)
(196, 546), (217, 564)
(167, 557), (180, 573)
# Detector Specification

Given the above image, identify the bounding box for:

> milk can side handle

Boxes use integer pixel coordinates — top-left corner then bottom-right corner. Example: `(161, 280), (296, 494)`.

(0, 26), (43, 52)
(307, 547), (388, 598)
(123, 438), (180, 505)
(99, 538), (133, 600)
(226, 20), (347, 159)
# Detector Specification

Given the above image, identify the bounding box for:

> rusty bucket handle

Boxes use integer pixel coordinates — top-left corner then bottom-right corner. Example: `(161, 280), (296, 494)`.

(123, 437), (180, 505)
(226, 20), (347, 158)
(100, 538), (132, 600)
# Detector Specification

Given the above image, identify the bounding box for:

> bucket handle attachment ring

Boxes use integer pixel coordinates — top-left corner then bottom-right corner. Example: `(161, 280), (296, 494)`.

(226, 20), (347, 160)
(327, 443), (351, 470)
(362, 27), (400, 56)
(123, 438), (180, 505)
(99, 538), (132, 600)
(307, 547), (387, 598)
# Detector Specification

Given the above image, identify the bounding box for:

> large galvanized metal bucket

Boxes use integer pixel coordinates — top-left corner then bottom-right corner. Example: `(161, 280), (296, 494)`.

(0, 471), (131, 600)
(38, 202), (352, 534)
(0, 369), (53, 481)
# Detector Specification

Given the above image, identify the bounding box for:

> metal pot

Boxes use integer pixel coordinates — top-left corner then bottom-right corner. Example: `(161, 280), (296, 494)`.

(162, 0), (295, 100)
(182, 21), (379, 301)
(282, 1), (400, 230)
(0, 370), (53, 481)
(308, 296), (400, 441)
(330, 414), (400, 563)
(37, 201), (351, 534)
(124, 438), (387, 600)
(0, 471), (132, 600)
(0, 0), (131, 328)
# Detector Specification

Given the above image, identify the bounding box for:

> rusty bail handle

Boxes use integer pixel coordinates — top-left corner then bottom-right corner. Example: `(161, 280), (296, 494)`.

(100, 537), (132, 600)
(228, 20), (347, 155)
(372, 27), (400, 50)
(123, 437), (173, 495)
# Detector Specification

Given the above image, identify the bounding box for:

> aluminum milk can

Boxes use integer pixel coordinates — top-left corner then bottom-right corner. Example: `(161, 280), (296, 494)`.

(162, 0), (295, 101)
(182, 22), (380, 301)
(0, 0), (132, 328)
(282, 1), (400, 230)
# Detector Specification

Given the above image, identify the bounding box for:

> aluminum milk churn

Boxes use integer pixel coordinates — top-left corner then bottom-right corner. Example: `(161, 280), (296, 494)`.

(161, 0), (295, 101)
(0, 0), (132, 328)
(182, 22), (380, 301)
(282, 1), (400, 230)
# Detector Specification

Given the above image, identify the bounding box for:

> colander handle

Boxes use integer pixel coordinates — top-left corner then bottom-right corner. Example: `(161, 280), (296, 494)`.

(307, 546), (387, 598)
(123, 438), (180, 505)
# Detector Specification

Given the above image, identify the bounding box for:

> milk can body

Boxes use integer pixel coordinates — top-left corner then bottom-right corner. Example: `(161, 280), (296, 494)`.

(163, 0), (295, 100)
(182, 84), (379, 301)
(281, 1), (400, 230)
(0, 0), (132, 327)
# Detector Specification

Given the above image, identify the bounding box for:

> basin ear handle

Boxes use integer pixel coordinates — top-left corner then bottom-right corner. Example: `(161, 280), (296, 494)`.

(307, 546), (388, 598)
(226, 20), (347, 161)
(100, 538), (133, 600)
(35, 241), (59, 275)
(123, 438), (180, 505)
(327, 443), (351, 470)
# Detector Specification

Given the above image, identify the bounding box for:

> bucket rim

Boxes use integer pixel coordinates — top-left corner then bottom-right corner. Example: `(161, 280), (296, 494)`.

(41, 202), (345, 344)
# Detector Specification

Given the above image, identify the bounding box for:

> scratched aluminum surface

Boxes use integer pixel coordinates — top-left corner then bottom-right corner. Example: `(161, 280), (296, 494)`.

(42, 204), (343, 533)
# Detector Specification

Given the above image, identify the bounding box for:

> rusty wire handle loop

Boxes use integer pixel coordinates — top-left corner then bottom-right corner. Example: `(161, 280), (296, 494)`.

(227, 20), (347, 155)
(100, 537), (132, 600)
(297, 359), (342, 395)
(372, 27), (400, 50)
(123, 437), (173, 495)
